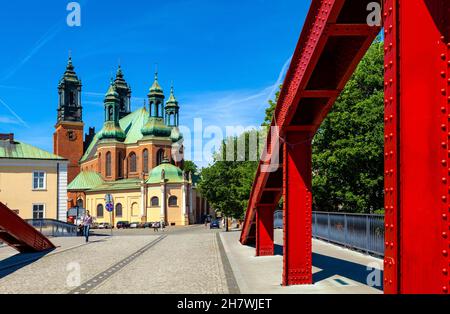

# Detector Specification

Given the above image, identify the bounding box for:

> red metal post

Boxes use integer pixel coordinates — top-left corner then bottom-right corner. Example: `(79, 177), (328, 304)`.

(384, 0), (450, 294)
(282, 131), (313, 286)
(256, 206), (275, 256)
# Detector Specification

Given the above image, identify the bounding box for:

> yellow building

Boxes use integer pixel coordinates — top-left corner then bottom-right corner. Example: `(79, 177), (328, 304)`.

(69, 160), (205, 226)
(0, 133), (69, 221)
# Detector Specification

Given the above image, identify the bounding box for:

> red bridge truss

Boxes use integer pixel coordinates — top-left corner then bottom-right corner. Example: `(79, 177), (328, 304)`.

(240, 0), (449, 294)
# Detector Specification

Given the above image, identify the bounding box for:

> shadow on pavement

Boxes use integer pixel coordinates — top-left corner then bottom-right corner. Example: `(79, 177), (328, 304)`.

(0, 249), (54, 279)
(273, 244), (383, 291)
(312, 253), (383, 291)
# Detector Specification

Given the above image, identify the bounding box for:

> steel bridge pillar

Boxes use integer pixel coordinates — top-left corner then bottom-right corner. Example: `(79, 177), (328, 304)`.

(282, 131), (313, 286)
(256, 205), (275, 256)
(384, 0), (450, 294)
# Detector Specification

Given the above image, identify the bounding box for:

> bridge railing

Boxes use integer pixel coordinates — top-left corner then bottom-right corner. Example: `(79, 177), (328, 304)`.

(274, 211), (385, 257)
(312, 212), (384, 257)
(25, 219), (77, 237)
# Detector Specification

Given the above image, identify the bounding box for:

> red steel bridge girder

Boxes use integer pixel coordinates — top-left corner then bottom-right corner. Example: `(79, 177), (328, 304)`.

(256, 206), (275, 257)
(240, 0), (449, 294)
(384, 0), (450, 294)
(283, 132), (313, 286)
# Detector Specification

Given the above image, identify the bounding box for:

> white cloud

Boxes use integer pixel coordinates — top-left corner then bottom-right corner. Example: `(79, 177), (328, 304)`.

(0, 115), (21, 125)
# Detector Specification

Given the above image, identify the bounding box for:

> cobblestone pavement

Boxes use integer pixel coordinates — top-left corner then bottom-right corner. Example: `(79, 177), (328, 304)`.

(91, 227), (229, 294)
(0, 226), (230, 294)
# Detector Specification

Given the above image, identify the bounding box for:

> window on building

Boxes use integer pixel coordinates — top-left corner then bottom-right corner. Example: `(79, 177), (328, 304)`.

(33, 171), (46, 190)
(118, 152), (123, 178)
(156, 149), (164, 166)
(106, 152), (112, 177)
(143, 149), (149, 174)
(97, 204), (104, 218)
(77, 199), (84, 209)
(70, 92), (75, 106)
(33, 204), (45, 219)
(116, 203), (123, 218)
(168, 196), (178, 207)
(129, 152), (137, 173)
(151, 197), (159, 207)
(131, 202), (138, 216)
(98, 153), (102, 173)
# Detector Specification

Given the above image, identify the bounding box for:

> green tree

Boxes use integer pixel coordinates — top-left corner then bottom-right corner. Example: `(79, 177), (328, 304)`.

(262, 85), (282, 128)
(312, 40), (384, 213)
(183, 160), (198, 175)
(198, 131), (260, 221)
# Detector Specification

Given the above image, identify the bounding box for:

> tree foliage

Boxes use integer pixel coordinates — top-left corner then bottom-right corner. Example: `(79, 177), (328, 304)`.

(198, 131), (260, 219)
(312, 41), (384, 213)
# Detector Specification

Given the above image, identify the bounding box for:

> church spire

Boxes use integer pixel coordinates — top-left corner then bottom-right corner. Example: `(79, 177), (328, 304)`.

(114, 63), (132, 119)
(165, 83), (180, 127)
(57, 54), (82, 123)
(99, 80), (126, 142)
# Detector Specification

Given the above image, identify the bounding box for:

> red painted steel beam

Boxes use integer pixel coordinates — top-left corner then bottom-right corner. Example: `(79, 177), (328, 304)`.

(283, 131), (313, 285)
(0, 202), (55, 253)
(384, 0), (450, 294)
(256, 205), (275, 256)
(241, 0), (380, 251)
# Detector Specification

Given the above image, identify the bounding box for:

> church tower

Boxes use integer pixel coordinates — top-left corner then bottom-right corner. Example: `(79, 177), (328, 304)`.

(114, 65), (132, 119)
(53, 55), (84, 184)
(165, 84), (180, 127)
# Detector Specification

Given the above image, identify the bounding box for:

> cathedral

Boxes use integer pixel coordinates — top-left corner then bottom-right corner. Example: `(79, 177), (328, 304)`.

(53, 57), (209, 226)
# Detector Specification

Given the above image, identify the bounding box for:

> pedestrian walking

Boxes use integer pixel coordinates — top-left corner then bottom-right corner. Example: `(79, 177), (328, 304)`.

(81, 210), (93, 243)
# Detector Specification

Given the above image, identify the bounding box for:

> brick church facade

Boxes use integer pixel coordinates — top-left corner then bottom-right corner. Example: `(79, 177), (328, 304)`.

(53, 57), (210, 225)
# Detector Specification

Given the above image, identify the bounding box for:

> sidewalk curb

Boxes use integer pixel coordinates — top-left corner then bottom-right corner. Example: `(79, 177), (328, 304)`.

(218, 232), (247, 294)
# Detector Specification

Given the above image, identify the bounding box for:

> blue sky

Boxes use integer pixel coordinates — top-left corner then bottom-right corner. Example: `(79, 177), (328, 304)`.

(0, 0), (311, 166)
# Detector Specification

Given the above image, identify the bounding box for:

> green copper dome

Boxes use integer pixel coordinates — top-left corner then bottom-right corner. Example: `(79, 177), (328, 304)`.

(166, 85), (179, 108)
(149, 71), (164, 96)
(141, 117), (172, 137)
(146, 160), (185, 184)
(105, 82), (119, 100)
(98, 121), (127, 141)
(98, 82), (126, 142)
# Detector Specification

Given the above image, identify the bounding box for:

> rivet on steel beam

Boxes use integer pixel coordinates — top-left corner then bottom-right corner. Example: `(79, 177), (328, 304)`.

(442, 107), (447, 113)
(443, 160), (448, 166)
(444, 287), (448, 293)
(443, 232), (448, 239)
(443, 250), (448, 256)
(442, 124), (447, 131)
(443, 214), (448, 220)
(442, 54), (447, 60)
(443, 268), (448, 275)
(443, 177), (448, 183)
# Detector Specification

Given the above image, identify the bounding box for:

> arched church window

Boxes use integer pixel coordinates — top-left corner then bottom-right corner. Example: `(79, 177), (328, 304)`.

(97, 204), (104, 218)
(129, 152), (137, 173)
(108, 106), (113, 121)
(131, 202), (139, 216)
(156, 149), (164, 166)
(77, 198), (84, 209)
(98, 153), (102, 173)
(116, 203), (123, 218)
(155, 102), (160, 117)
(70, 92), (75, 106)
(151, 197), (159, 207)
(118, 152), (123, 178)
(168, 196), (178, 207)
(143, 149), (149, 174)
(106, 152), (112, 177)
